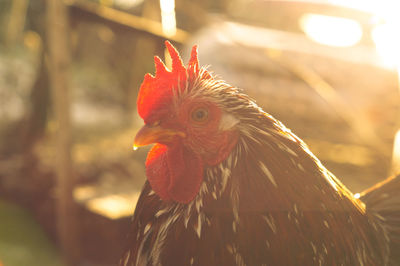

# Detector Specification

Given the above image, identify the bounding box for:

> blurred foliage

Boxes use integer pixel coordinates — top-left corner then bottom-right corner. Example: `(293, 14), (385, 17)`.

(0, 200), (65, 266)
(0, 0), (232, 264)
(0, 1), (11, 42)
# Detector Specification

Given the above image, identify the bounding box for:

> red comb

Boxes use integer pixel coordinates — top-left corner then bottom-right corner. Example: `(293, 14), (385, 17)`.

(137, 41), (210, 122)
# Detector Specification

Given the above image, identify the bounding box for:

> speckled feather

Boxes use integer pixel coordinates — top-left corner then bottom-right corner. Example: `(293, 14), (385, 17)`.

(121, 43), (400, 266)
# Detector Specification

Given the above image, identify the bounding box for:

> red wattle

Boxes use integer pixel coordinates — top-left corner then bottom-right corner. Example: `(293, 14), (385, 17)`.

(145, 144), (171, 201)
(145, 143), (203, 204)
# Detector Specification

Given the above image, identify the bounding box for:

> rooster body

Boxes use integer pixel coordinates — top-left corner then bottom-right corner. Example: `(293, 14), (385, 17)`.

(121, 42), (400, 266)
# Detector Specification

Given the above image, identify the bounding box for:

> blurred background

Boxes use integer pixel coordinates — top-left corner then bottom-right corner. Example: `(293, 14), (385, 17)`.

(0, 0), (399, 265)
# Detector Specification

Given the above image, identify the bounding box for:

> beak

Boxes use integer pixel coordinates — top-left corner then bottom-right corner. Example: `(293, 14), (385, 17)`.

(133, 124), (186, 149)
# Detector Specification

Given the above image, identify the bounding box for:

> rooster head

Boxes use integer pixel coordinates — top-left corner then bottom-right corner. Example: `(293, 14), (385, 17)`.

(134, 41), (239, 204)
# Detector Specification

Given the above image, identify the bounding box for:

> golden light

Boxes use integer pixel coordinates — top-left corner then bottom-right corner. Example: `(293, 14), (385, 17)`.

(323, 0), (400, 68)
(326, 1), (400, 174)
(160, 0), (176, 37)
(74, 186), (140, 220)
(359, 1), (400, 174)
(371, 23), (400, 68)
(113, 0), (144, 9)
(160, 0), (176, 69)
(300, 13), (363, 47)
(85, 195), (135, 220)
(391, 129), (400, 175)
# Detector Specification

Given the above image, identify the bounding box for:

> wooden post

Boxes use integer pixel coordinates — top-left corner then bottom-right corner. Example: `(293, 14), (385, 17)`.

(46, 0), (79, 264)
(6, 0), (29, 46)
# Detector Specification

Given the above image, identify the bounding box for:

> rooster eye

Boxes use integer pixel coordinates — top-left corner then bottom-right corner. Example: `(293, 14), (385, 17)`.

(191, 107), (209, 123)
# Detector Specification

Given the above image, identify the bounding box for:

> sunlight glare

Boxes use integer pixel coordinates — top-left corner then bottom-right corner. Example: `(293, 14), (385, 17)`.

(391, 129), (400, 175)
(86, 194), (139, 220)
(114, 0), (144, 9)
(371, 20), (400, 68)
(300, 13), (363, 47)
(327, 0), (400, 68)
(160, 0), (176, 37)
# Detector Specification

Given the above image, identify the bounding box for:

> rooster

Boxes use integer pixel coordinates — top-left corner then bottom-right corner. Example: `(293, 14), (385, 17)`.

(120, 41), (400, 265)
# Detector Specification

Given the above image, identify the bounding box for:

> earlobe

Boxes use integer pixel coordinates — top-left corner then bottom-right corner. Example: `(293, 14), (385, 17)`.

(219, 113), (239, 131)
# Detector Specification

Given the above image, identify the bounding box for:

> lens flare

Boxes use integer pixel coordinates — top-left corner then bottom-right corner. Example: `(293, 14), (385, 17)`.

(300, 13), (363, 47)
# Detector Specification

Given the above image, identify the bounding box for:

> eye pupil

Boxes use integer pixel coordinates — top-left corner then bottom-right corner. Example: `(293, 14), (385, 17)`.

(196, 110), (205, 119)
(191, 108), (208, 122)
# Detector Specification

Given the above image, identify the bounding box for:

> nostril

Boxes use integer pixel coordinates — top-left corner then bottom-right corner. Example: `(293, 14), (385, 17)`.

(149, 120), (161, 127)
